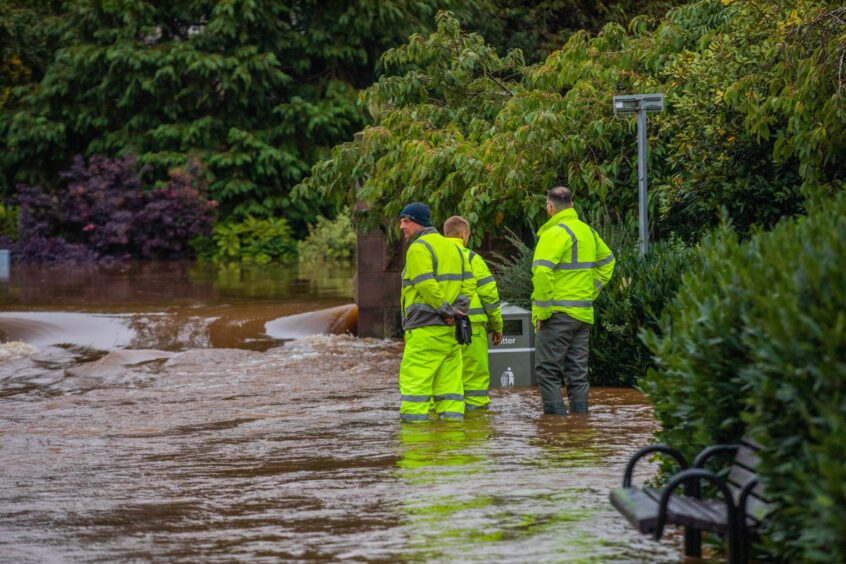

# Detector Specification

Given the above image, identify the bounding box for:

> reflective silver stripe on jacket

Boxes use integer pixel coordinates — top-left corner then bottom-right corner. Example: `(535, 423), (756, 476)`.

(530, 223), (613, 271)
(595, 254), (615, 267)
(467, 307), (485, 315)
(594, 280), (603, 291)
(477, 275), (495, 287)
(483, 301), (500, 311)
(532, 299), (593, 308)
(405, 303), (438, 315)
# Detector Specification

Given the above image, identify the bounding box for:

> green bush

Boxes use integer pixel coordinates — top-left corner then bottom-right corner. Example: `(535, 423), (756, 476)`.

(0, 202), (16, 240)
(491, 221), (696, 386)
(591, 237), (696, 386)
(641, 192), (846, 561)
(202, 216), (297, 264)
(297, 213), (356, 267)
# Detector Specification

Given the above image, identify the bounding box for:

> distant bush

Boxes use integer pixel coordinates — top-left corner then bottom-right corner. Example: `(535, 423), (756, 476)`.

(205, 216), (297, 264)
(297, 213), (356, 266)
(13, 154), (216, 262)
(641, 193), (846, 561)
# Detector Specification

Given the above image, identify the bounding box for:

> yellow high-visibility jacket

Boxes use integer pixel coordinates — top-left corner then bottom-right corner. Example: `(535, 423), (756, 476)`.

(447, 238), (503, 333)
(531, 208), (615, 325)
(402, 227), (475, 330)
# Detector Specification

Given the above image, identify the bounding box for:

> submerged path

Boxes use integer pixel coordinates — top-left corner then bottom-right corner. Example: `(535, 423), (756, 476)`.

(0, 335), (682, 562)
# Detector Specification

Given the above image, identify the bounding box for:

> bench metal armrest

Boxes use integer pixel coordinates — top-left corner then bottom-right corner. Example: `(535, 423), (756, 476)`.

(693, 443), (741, 469)
(623, 444), (689, 487)
(654, 468), (738, 541)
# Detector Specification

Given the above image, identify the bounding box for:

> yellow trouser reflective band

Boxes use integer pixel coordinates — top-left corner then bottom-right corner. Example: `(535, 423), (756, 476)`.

(532, 299), (593, 307)
(433, 393), (464, 401)
(465, 390), (488, 397)
(401, 394), (431, 402)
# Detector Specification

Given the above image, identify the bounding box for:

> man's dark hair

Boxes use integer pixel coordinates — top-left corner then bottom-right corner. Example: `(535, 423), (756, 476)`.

(547, 186), (573, 211)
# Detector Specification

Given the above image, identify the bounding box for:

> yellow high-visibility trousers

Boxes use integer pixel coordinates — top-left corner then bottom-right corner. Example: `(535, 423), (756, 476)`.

(461, 322), (491, 410)
(399, 325), (464, 421)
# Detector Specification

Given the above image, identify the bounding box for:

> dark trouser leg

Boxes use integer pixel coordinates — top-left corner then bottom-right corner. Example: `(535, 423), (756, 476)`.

(534, 313), (578, 415)
(562, 320), (590, 413)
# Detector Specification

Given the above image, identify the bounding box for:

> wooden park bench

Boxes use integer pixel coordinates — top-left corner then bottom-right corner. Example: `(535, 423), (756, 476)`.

(609, 438), (771, 563)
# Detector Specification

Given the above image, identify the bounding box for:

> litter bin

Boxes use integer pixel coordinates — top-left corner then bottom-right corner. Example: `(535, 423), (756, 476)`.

(488, 302), (535, 387)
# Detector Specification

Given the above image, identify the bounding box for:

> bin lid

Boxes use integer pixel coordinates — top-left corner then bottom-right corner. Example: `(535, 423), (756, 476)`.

(500, 301), (530, 316)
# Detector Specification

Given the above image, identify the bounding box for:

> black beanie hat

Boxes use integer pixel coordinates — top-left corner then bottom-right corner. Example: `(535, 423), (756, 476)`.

(399, 202), (432, 227)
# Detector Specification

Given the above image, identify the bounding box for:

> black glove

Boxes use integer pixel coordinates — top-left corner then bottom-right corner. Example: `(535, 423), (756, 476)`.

(454, 311), (472, 345)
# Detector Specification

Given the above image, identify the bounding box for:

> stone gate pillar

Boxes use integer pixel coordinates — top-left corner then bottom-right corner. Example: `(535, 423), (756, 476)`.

(355, 229), (404, 338)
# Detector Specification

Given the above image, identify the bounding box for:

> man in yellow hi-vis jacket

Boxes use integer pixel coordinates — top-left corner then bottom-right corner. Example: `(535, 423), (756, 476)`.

(531, 186), (615, 415)
(443, 216), (503, 411)
(399, 202), (475, 422)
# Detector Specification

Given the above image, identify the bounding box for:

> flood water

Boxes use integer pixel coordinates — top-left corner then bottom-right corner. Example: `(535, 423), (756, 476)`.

(1, 263), (684, 562)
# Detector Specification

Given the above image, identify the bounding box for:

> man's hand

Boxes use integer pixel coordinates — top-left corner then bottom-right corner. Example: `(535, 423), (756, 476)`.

(445, 317), (455, 326)
(490, 332), (503, 345)
(535, 320), (542, 332)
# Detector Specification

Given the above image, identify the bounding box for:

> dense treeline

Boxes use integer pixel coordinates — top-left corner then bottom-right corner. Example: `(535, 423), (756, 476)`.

(0, 0), (682, 252)
(304, 0), (843, 241)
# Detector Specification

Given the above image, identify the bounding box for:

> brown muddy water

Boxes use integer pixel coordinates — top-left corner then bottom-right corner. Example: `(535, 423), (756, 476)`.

(1, 263), (685, 562)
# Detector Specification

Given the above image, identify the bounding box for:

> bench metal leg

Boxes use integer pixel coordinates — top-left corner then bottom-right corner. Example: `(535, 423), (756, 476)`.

(684, 528), (701, 558)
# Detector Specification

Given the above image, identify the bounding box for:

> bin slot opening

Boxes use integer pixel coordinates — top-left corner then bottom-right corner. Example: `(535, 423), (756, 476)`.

(502, 319), (524, 336)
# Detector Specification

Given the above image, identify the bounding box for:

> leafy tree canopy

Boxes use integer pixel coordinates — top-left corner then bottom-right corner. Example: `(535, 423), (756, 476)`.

(1, 0), (689, 234)
(300, 1), (845, 242)
(0, 0), (463, 228)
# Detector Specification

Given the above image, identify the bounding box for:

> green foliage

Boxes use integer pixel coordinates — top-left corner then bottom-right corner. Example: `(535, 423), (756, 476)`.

(0, 0), (66, 108)
(205, 217), (297, 264)
(303, 1), (845, 243)
(0, 202), (17, 240)
(591, 236), (696, 386)
(465, 0), (688, 62)
(298, 213), (357, 267)
(641, 192), (846, 561)
(490, 229), (535, 310)
(0, 0), (468, 224)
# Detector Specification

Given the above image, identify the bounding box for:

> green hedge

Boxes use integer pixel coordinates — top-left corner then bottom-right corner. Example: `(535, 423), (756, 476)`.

(591, 237), (695, 386)
(641, 192), (846, 561)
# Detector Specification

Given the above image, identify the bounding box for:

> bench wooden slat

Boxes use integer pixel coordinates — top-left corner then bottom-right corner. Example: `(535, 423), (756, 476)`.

(728, 464), (766, 500)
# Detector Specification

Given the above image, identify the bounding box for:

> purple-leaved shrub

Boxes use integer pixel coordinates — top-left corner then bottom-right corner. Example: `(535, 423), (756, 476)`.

(12, 155), (216, 262)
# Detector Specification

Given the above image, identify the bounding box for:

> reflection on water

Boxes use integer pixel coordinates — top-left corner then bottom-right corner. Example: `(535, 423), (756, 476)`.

(0, 262), (354, 352)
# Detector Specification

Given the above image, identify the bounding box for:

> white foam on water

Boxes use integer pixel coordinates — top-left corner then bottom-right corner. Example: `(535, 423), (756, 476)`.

(0, 341), (39, 362)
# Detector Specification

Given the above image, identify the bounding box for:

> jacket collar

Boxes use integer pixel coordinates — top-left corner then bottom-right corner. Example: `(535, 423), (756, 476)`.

(411, 226), (439, 242)
(538, 207), (578, 236)
(445, 237), (466, 248)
